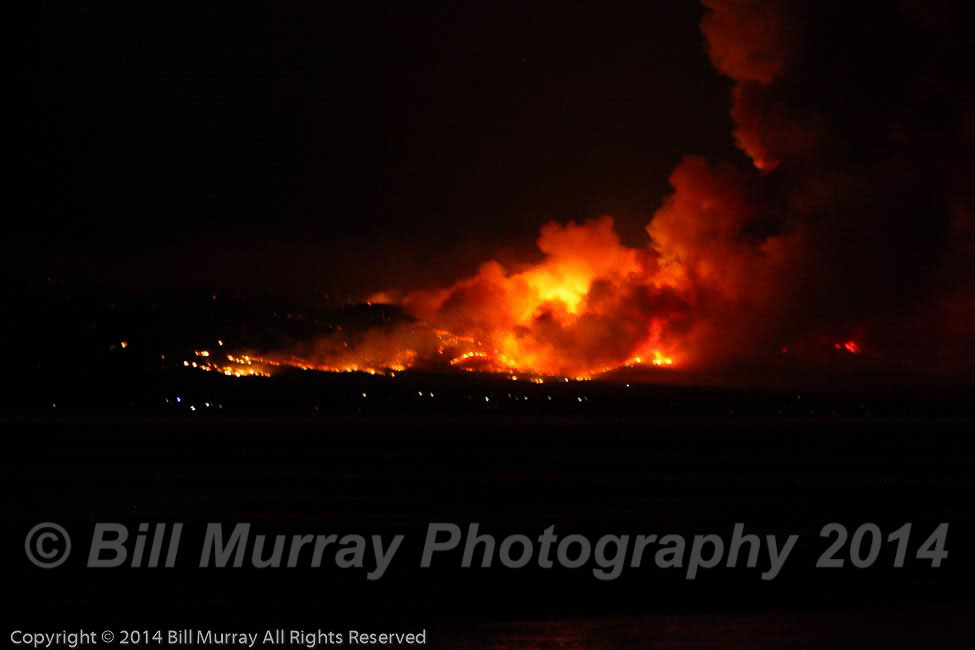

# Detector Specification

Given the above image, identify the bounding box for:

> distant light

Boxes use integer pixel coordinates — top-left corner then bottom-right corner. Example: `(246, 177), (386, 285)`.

(120, 341), (128, 349)
(217, 340), (224, 346)
(190, 405), (196, 411)
(361, 392), (367, 398)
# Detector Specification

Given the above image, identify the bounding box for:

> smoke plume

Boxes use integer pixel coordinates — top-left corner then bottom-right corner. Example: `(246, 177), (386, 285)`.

(282, 1), (975, 380)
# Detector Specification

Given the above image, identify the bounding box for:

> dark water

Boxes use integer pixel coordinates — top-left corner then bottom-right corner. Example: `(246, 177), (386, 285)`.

(3, 415), (974, 646)
(440, 606), (971, 649)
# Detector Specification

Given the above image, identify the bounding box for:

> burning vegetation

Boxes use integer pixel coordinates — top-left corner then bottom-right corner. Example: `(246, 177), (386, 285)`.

(189, 1), (974, 383)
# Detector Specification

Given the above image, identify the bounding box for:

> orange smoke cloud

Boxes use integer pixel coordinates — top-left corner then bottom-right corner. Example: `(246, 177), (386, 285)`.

(395, 215), (690, 376)
(699, 0), (793, 85)
(260, 0), (974, 381)
(700, 0), (798, 170)
(262, 152), (803, 378)
(280, 1), (809, 379)
(365, 156), (799, 377)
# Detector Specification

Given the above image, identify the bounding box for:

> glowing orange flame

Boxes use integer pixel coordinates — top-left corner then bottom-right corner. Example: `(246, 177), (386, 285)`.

(375, 216), (696, 377)
(835, 341), (861, 354)
(184, 352), (272, 377)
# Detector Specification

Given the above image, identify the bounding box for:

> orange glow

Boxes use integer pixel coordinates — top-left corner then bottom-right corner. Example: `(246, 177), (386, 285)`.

(239, 144), (814, 379)
(375, 216), (695, 377)
(245, 2), (805, 380)
(835, 341), (861, 354)
(250, 156), (806, 380)
(183, 352), (272, 377)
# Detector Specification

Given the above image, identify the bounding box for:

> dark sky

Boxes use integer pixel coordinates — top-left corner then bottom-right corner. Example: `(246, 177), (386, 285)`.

(13, 2), (743, 304)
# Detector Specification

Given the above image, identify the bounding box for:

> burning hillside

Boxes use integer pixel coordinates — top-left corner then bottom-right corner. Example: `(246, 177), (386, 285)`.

(238, 0), (973, 381)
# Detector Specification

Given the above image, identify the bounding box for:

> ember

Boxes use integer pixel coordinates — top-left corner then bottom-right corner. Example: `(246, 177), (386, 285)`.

(835, 342), (861, 355)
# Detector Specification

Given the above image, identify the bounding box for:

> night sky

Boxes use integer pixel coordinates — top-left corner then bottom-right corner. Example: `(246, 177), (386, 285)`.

(13, 2), (743, 304)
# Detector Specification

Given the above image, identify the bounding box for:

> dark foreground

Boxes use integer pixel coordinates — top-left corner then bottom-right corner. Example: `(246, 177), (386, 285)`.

(3, 413), (974, 648)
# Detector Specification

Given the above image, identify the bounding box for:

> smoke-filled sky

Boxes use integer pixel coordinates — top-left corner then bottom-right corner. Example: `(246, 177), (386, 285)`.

(10, 1), (975, 375)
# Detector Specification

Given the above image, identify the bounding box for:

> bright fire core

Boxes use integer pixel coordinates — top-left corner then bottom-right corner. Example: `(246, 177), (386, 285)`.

(187, 161), (867, 381)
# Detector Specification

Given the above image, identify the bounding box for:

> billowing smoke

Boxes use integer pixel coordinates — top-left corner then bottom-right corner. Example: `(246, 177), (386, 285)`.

(276, 0), (975, 380)
(693, 0), (975, 374)
(393, 216), (693, 375)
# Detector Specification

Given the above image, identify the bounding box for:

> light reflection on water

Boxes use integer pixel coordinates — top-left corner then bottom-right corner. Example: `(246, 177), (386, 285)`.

(441, 606), (971, 650)
(447, 620), (606, 650)
(446, 615), (736, 650)
(483, 620), (606, 650)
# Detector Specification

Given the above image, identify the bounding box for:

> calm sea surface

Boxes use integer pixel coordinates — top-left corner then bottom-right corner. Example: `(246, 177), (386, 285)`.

(439, 606), (971, 649)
